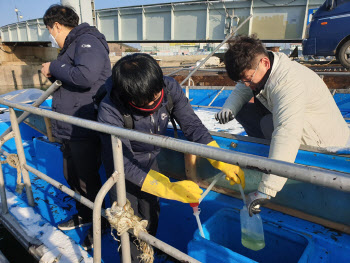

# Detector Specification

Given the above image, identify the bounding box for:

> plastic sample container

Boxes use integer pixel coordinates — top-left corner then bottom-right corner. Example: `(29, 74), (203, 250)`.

(240, 206), (265, 251)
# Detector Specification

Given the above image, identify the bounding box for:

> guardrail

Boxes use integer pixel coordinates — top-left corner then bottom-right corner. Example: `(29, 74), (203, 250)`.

(0, 85), (350, 262)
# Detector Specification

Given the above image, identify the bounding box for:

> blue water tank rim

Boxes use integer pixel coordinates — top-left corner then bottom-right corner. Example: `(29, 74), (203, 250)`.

(189, 208), (312, 263)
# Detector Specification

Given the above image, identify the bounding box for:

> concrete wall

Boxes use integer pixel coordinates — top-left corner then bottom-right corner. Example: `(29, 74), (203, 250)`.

(0, 45), (58, 64)
(0, 43), (206, 93)
(0, 63), (50, 93)
(0, 45), (59, 92)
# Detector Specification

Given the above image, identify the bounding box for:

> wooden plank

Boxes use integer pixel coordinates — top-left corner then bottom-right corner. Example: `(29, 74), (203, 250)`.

(184, 154), (198, 182)
(43, 117), (54, 142)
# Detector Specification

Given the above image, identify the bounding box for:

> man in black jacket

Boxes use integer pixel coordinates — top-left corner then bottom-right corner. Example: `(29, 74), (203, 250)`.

(41, 5), (111, 249)
(98, 53), (245, 262)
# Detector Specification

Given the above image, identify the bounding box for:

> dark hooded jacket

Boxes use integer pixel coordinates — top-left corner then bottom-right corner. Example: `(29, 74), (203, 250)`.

(98, 76), (213, 187)
(49, 23), (111, 140)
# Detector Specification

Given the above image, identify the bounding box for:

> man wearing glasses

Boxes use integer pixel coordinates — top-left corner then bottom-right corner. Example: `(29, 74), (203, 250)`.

(216, 35), (349, 216)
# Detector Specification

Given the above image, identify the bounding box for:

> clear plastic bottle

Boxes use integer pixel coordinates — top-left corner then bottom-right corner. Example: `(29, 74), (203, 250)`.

(240, 205), (265, 251)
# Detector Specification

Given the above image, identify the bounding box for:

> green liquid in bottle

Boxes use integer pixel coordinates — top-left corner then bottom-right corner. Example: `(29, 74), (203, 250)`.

(241, 228), (265, 251)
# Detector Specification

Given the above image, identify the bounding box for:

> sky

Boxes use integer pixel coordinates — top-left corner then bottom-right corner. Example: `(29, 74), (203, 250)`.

(0, 0), (193, 27)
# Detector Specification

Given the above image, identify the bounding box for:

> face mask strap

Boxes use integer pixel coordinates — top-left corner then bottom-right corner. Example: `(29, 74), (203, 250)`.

(49, 24), (60, 48)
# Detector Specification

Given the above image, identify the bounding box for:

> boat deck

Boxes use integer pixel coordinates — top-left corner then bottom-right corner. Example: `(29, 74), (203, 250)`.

(1, 121), (350, 262)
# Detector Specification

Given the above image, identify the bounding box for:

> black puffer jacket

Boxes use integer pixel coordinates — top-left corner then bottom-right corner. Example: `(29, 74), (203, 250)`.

(98, 76), (213, 187)
(49, 23), (111, 140)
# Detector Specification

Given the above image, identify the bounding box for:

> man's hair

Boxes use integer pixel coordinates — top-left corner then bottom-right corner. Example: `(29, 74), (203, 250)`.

(43, 5), (79, 28)
(224, 35), (268, 81)
(111, 53), (165, 106)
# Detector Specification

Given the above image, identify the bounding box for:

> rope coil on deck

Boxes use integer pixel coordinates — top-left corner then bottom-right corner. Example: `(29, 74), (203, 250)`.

(1, 153), (24, 194)
(106, 199), (154, 263)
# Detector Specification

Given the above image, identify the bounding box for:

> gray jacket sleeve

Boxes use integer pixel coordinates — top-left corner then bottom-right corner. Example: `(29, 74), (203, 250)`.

(223, 83), (254, 116)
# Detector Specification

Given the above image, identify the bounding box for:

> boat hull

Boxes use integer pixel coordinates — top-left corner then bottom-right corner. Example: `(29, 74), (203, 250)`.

(158, 129), (350, 232)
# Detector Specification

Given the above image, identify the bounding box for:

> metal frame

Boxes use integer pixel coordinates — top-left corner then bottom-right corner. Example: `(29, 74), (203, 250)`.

(1, 0), (325, 43)
(0, 99), (349, 190)
(0, 92), (349, 261)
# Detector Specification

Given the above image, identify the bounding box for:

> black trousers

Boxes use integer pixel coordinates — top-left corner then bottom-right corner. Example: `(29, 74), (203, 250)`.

(62, 138), (102, 220)
(235, 102), (274, 140)
(109, 177), (160, 263)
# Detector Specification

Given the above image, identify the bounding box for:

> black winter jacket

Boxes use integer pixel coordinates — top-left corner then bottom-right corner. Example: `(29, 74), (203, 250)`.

(98, 76), (213, 187)
(49, 23), (111, 140)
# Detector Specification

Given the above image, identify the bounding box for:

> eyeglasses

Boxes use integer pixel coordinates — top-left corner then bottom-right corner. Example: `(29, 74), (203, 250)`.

(237, 59), (261, 85)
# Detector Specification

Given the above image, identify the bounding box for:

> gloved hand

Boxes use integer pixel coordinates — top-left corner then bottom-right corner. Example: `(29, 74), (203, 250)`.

(141, 169), (203, 203)
(206, 141), (245, 188)
(246, 191), (271, 217)
(215, 108), (234, 124)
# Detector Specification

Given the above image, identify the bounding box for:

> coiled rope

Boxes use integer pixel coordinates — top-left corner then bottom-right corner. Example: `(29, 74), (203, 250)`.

(106, 199), (154, 263)
(1, 153), (24, 194)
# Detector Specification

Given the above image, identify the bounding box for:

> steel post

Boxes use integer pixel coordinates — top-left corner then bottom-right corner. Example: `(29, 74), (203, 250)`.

(92, 173), (119, 263)
(9, 108), (34, 207)
(0, 131), (15, 214)
(111, 135), (131, 263)
(0, 162), (8, 214)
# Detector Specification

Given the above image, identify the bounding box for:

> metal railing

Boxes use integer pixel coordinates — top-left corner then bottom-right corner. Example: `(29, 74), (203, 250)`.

(0, 82), (201, 262)
(0, 88), (350, 262)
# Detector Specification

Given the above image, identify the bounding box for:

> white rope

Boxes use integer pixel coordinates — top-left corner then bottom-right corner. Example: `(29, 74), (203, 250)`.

(106, 199), (154, 263)
(1, 153), (24, 194)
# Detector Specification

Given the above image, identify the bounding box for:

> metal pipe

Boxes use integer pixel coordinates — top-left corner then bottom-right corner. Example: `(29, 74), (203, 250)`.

(316, 72), (350, 76)
(0, 163), (8, 214)
(111, 135), (131, 263)
(0, 209), (43, 261)
(175, 68), (350, 76)
(0, 80), (62, 141)
(95, 172), (208, 263)
(24, 163), (201, 263)
(180, 15), (253, 86)
(0, 130), (15, 214)
(0, 250), (9, 263)
(192, 105), (222, 109)
(9, 108), (34, 207)
(24, 164), (96, 211)
(137, 231), (201, 263)
(2, 100), (350, 193)
(93, 172), (119, 263)
(208, 87), (225, 107)
(165, 67), (186, 76)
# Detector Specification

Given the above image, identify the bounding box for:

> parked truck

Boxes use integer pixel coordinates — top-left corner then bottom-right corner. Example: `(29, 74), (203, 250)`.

(302, 0), (350, 68)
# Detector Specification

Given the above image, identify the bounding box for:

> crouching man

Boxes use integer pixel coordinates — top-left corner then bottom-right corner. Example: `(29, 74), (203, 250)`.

(216, 35), (349, 216)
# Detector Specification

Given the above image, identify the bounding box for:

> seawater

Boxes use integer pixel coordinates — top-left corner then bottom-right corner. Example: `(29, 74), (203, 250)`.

(241, 228), (265, 251)
(0, 224), (36, 262)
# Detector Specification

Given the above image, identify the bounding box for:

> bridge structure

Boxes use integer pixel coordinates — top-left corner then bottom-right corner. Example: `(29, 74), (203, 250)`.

(0, 0), (324, 44)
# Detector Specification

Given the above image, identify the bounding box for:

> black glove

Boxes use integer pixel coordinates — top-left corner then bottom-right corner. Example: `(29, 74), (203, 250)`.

(215, 108), (233, 124)
(247, 191), (271, 217)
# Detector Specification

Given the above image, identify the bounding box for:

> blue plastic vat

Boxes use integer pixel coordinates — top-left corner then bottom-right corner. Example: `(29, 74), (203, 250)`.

(188, 208), (309, 263)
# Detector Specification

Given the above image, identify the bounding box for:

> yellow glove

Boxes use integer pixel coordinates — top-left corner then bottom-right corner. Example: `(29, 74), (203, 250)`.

(207, 141), (245, 188)
(141, 170), (203, 203)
